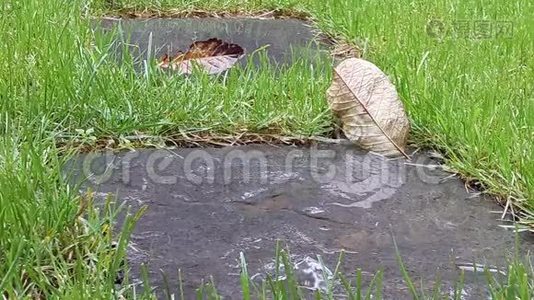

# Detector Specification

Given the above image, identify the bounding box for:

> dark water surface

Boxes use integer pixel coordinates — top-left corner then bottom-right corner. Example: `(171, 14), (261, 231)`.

(99, 18), (328, 67)
(67, 145), (532, 299)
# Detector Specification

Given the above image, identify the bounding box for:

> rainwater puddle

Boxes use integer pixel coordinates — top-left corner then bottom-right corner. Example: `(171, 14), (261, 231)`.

(98, 17), (329, 68)
(66, 144), (534, 299)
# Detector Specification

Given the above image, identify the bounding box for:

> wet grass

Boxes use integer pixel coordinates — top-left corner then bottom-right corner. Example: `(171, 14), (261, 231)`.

(0, 131), (143, 297)
(1, 0), (533, 297)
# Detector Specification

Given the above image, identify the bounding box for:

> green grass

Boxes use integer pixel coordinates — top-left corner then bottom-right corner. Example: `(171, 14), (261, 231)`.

(1, 0), (533, 297)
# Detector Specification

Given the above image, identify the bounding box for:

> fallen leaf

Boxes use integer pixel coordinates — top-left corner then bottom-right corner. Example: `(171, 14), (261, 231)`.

(158, 38), (245, 75)
(326, 58), (410, 158)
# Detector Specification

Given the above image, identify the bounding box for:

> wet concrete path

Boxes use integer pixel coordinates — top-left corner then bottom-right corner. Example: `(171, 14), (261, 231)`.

(67, 145), (532, 299)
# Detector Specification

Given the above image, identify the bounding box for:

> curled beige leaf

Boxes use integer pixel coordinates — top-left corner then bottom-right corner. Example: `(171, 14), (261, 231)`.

(326, 58), (410, 158)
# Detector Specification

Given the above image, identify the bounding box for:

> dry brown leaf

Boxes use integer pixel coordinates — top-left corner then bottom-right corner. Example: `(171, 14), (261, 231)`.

(159, 38), (245, 75)
(326, 58), (410, 158)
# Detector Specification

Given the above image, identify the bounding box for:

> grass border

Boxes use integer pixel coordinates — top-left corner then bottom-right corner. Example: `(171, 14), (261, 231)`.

(103, 8), (312, 20)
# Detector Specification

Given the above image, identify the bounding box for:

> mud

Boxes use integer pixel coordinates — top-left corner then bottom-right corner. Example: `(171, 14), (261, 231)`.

(67, 144), (533, 299)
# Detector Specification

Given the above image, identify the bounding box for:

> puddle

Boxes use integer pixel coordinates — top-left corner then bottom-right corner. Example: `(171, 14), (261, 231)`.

(67, 144), (533, 299)
(250, 255), (334, 293)
(99, 18), (328, 67)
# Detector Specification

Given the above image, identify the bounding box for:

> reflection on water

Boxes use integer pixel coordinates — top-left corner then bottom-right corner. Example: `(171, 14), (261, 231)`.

(99, 18), (329, 67)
